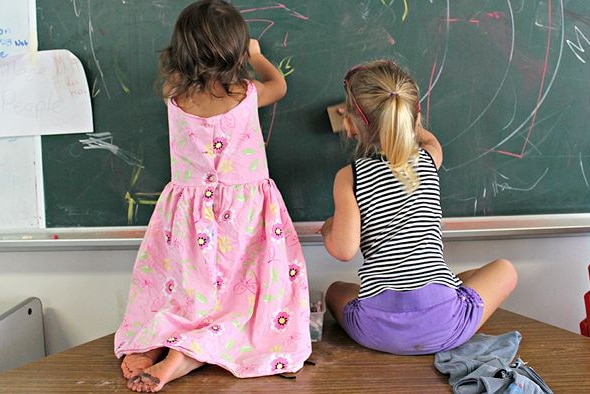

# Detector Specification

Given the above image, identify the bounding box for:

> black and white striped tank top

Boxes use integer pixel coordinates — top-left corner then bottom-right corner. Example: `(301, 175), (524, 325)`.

(353, 148), (462, 299)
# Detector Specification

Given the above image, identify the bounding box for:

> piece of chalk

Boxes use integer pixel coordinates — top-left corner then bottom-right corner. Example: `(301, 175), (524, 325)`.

(327, 102), (346, 133)
(52, 234), (59, 239)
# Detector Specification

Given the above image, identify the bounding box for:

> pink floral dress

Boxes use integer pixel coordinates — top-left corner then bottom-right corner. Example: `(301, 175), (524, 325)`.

(114, 82), (311, 377)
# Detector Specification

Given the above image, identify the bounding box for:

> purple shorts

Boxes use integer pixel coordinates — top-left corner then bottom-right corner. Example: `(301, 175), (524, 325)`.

(342, 284), (484, 355)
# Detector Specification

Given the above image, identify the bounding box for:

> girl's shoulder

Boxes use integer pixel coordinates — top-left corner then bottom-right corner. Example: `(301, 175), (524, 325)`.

(353, 149), (435, 172)
(235, 80), (257, 106)
(244, 79), (257, 95)
(418, 147), (437, 169)
(168, 81), (256, 118)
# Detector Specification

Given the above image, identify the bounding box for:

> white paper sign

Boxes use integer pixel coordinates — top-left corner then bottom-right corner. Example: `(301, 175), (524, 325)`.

(0, 0), (37, 59)
(0, 137), (41, 229)
(0, 49), (93, 137)
(0, 0), (42, 229)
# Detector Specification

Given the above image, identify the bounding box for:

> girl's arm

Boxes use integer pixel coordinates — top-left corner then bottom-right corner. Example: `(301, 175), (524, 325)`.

(248, 39), (287, 107)
(321, 165), (361, 261)
(416, 118), (443, 169)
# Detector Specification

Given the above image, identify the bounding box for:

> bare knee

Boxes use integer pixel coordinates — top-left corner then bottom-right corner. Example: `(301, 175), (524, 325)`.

(464, 258), (518, 329)
(325, 281), (359, 325)
(462, 258), (518, 308)
(495, 258), (518, 292)
(326, 281), (348, 297)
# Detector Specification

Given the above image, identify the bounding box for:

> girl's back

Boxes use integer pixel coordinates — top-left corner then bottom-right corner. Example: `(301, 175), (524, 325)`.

(170, 81), (247, 119)
(115, 2), (311, 390)
(167, 81), (270, 186)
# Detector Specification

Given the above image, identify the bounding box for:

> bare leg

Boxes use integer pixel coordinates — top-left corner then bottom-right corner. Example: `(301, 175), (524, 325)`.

(457, 269), (477, 282)
(127, 349), (204, 392)
(325, 281), (360, 327)
(121, 348), (165, 379)
(458, 258), (518, 330)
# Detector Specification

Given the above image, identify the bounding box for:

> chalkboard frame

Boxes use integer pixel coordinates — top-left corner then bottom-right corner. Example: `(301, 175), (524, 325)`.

(3, 213), (590, 252)
(31, 0), (590, 228)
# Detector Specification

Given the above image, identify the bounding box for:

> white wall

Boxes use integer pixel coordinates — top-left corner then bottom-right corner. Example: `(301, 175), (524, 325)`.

(1, 235), (589, 356)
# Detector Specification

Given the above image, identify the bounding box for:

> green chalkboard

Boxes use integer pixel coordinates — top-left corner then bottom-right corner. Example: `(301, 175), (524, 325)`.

(38, 0), (590, 227)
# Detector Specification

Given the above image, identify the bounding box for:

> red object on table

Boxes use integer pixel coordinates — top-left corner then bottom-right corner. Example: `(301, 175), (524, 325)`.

(580, 264), (590, 337)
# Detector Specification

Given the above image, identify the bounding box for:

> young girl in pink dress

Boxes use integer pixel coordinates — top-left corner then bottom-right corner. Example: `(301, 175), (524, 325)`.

(114, 1), (311, 391)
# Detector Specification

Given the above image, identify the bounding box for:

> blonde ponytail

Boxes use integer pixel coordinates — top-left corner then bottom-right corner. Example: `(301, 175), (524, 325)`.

(343, 60), (421, 193)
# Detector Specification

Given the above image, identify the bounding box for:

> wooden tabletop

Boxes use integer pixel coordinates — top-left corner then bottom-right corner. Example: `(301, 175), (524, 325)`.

(0, 309), (589, 393)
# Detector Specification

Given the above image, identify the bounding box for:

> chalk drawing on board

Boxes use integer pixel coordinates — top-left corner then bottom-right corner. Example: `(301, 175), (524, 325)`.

(425, 0), (571, 216)
(78, 132), (157, 225)
(566, 25), (590, 64)
(35, 0), (590, 226)
(0, 49), (93, 137)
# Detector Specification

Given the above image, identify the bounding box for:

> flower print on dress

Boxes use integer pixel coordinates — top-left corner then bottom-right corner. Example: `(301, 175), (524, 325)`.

(270, 223), (284, 242)
(271, 309), (291, 331)
(196, 232), (211, 250)
(288, 260), (304, 282)
(203, 172), (218, 185)
(114, 82), (313, 378)
(220, 208), (234, 223)
(165, 333), (185, 346)
(169, 121), (196, 157)
(270, 355), (291, 373)
(265, 248), (282, 266)
(234, 270), (259, 295)
(203, 187), (215, 204)
(212, 136), (228, 155)
(164, 278), (176, 296)
(214, 274), (226, 294)
(133, 276), (155, 290)
(164, 229), (172, 246)
(219, 112), (236, 133)
(209, 323), (223, 335)
(284, 331), (304, 347)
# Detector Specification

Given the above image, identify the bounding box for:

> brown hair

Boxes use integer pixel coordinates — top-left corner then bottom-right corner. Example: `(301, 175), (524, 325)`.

(159, 0), (250, 99)
(344, 60), (421, 193)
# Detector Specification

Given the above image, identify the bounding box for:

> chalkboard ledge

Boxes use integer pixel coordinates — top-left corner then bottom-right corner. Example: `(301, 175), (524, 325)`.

(2, 214), (590, 252)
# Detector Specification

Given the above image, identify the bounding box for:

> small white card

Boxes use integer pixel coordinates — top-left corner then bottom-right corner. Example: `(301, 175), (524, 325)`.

(0, 49), (93, 137)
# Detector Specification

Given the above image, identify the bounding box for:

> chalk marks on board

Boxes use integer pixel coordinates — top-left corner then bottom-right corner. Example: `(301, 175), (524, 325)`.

(579, 152), (590, 189)
(490, 168), (549, 195)
(79, 132), (144, 168)
(240, 3), (309, 28)
(424, 0), (580, 215)
(240, 4), (308, 147)
(433, 3), (561, 162)
(37, 1), (590, 225)
(78, 131), (156, 224)
(566, 26), (590, 63)
(535, 0), (559, 30)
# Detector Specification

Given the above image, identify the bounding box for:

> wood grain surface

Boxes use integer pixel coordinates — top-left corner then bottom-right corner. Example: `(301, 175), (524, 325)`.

(0, 309), (588, 393)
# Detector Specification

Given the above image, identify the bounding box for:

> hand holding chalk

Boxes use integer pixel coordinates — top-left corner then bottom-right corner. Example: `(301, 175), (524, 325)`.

(327, 102), (346, 133)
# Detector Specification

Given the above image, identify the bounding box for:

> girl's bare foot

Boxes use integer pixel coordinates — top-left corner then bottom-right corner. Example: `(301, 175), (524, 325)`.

(127, 349), (204, 392)
(121, 348), (165, 379)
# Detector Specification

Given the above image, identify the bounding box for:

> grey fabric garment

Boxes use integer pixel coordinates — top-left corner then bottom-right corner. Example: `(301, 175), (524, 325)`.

(434, 332), (553, 393)
(508, 358), (553, 393)
(435, 331), (522, 385)
(453, 357), (547, 394)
